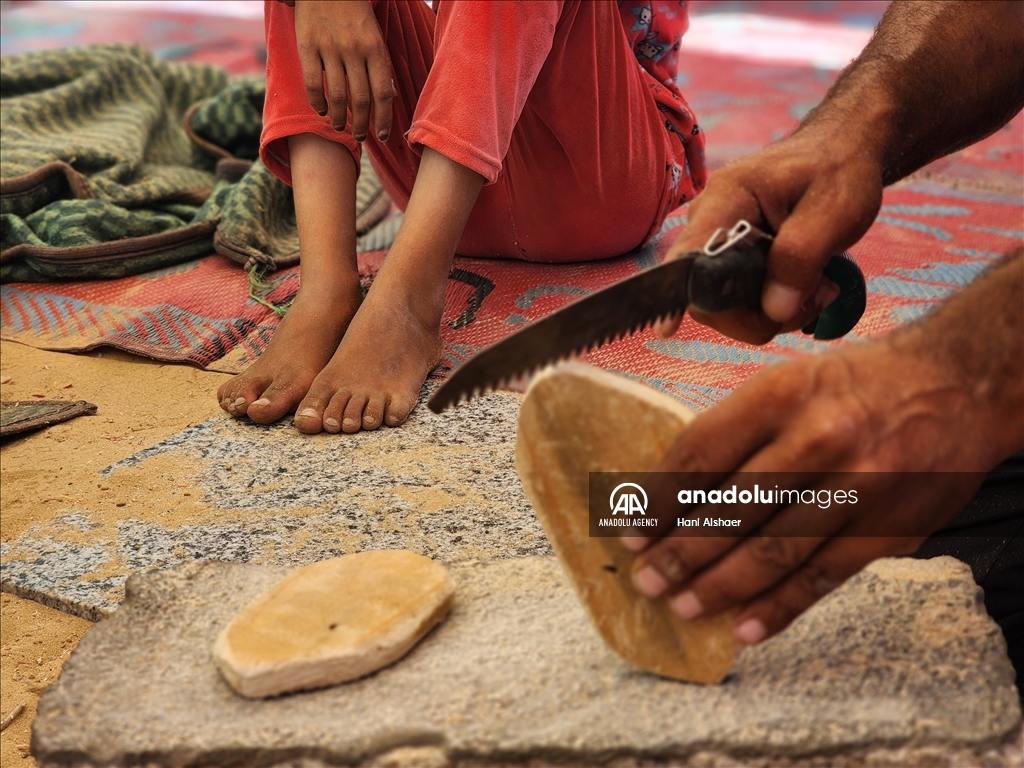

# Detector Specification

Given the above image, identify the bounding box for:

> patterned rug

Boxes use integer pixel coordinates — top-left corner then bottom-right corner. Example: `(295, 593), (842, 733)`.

(2, 1), (1021, 410)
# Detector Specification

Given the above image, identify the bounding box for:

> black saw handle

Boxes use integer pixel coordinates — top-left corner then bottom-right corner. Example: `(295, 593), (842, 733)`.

(687, 240), (866, 340)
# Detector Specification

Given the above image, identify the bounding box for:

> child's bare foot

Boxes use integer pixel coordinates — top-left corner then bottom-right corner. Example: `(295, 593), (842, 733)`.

(217, 281), (363, 424)
(289, 279), (444, 434)
(279, 147), (483, 434)
(220, 144), (481, 433)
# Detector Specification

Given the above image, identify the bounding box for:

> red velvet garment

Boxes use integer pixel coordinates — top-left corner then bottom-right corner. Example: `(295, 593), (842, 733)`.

(262, 0), (705, 261)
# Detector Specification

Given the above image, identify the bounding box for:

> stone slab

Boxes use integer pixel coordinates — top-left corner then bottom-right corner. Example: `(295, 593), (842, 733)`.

(33, 556), (1021, 767)
(2, 386), (545, 619)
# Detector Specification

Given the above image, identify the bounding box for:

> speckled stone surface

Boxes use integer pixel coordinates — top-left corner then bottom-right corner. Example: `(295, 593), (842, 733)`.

(32, 556), (1022, 767)
(2, 386), (546, 619)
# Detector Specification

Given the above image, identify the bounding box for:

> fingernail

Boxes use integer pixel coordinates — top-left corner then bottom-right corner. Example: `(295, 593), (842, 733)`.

(324, 417), (340, 430)
(762, 282), (803, 323)
(251, 398), (270, 408)
(670, 590), (704, 620)
(735, 617), (767, 645)
(353, 133), (366, 142)
(297, 407), (318, 419)
(633, 566), (668, 598)
(377, 130), (389, 142)
(620, 535), (649, 552)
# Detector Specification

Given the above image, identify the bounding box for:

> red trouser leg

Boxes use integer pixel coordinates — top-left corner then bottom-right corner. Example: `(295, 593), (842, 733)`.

(261, 0), (675, 263)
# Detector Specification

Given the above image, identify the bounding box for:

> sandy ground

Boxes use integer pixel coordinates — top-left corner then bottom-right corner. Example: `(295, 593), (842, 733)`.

(0, 339), (233, 765)
(0, 594), (89, 765)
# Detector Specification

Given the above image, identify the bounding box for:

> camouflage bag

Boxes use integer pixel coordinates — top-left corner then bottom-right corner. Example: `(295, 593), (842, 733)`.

(1, 43), (391, 284)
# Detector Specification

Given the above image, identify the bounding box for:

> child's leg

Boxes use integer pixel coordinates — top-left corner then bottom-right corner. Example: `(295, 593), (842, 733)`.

(286, 1), (682, 433)
(219, 0), (433, 428)
(230, 0), (454, 433)
(293, 146), (484, 433)
(217, 133), (362, 424)
(226, 1), (683, 432)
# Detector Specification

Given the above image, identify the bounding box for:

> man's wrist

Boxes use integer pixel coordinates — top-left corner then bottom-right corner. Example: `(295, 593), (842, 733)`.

(892, 249), (1024, 468)
(791, 68), (896, 182)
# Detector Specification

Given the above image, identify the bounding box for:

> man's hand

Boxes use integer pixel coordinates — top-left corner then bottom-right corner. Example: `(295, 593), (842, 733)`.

(627, 250), (1024, 646)
(624, 337), (987, 644)
(290, 0), (394, 142)
(658, 1), (1024, 346)
(657, 129), (883, 344)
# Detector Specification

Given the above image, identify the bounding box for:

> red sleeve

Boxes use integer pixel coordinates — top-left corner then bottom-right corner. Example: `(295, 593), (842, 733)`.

(260, 0), (362, 187)
(407, 0), (564, 184)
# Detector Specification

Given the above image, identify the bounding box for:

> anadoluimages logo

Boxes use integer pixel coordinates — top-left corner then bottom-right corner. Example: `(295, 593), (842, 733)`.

(609, 482), (647, 516)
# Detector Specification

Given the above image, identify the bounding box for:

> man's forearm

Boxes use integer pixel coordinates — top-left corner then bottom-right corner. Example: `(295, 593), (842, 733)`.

(892, 247), (1024, 466)
(797, 0), (1024, 185)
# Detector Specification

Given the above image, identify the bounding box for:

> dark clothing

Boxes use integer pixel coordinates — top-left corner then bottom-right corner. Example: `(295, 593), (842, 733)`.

(914, 450), (1024, 703)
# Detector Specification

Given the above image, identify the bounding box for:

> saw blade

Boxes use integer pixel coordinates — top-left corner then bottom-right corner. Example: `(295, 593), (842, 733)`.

(427, 254), (696, 413)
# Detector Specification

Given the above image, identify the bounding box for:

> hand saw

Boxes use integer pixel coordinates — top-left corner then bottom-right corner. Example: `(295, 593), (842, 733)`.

(428, 220), (866, 413)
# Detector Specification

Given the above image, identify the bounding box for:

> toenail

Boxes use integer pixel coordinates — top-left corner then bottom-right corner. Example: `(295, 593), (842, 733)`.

(297, 407), (318, 419)
(251, 398), (270, 408)
(344, 417), (358, 427)
(232, 397), (246, 408)
(324, 417), (340, 429)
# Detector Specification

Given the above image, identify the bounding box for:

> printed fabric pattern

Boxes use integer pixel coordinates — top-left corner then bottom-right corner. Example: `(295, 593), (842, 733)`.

(618, 0), (706, 207)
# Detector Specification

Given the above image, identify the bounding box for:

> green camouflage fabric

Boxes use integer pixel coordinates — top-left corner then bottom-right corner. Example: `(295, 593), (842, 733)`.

(1, 43), (390, 283)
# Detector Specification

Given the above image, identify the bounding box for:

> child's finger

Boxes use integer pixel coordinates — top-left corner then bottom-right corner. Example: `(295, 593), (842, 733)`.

(368, 54), (394, 141)
(346, 61), (372, 141)
(300, 51), (328, 116)
(323, 59), (349, 131)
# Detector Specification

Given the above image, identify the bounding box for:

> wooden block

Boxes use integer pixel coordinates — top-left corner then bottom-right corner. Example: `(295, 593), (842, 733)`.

(515, 362), (737, 684)
(213, 551), (455, 698)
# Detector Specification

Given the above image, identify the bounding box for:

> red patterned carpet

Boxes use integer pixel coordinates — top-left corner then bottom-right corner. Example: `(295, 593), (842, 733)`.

(2, 1), (1021, 409)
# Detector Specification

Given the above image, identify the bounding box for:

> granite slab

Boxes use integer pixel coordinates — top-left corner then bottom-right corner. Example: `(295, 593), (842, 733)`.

(2, 387), (544, 620)
(32, 556), (1022, 767)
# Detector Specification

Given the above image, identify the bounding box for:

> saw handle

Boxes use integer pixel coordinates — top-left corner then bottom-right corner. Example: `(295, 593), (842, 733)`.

(687, 243), (866, 340)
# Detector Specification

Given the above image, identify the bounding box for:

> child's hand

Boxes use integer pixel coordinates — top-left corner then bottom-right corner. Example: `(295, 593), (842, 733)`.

(292, 0), (394, 142)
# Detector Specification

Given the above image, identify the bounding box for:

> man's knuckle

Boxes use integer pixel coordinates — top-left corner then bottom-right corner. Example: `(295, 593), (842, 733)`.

(756, 366), (804, 409)
(351, 95), (372, 110)
(747, 535), (802, 573)
(651, 545), (691, 585)
(795, 560), (840, 599)
(671, 443), (714, 474)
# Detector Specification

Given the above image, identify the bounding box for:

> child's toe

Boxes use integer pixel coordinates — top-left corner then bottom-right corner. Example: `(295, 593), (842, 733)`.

(342, 394), (368, 433)
(322, 391), (351, 433)
(362, 395), (387, 430)
(384, 394), (416, 427)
